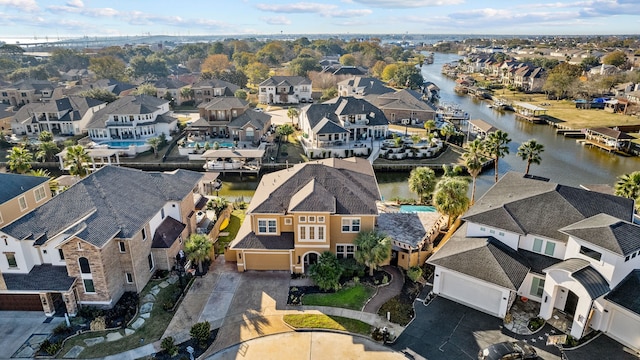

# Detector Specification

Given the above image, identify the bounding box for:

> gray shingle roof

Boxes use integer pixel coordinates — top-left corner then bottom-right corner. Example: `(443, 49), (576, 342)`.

(428, 223), (530, 290)
(152, 216), (186, 249)
(560, 213), (640, 256)
(86, 94), (169, 129)
(303, 96), (388, 132)
(228, 110), (271, 130)
(605, 270), (640, 315)
(13, 96), (105, 124)
(337, 76), (394, 96)
(259, 76), (311, 87)
(0, 173), (49, 204)
(3, 264), (75, 291)
(198, 97), (247, 111)
(518, 249), (562, 275)
(463, 172), (634, 242)
(288, 179), (337, 213)
(248, 158), (379, 216)
(233, 231), (295, 250)
(2, 166), (202, 248)
(377, 212), (440, 249)
(192, 79), (240, 95)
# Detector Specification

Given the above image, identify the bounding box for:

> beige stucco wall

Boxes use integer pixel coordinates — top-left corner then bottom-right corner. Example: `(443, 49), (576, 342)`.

(239, 251), (291, 271)
(396, 249), (428, 270)
(0, 183), (52, 227)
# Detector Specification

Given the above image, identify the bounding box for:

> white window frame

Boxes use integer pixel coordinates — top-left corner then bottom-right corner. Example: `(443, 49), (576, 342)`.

(341, 218), (361, 233)
(317, 216), (325, 223)
(119, 241), (126, 253)
(284, 218), (292, 225)
(298, 225), (326, 242)
(125, 272), (133, 283)
(257, 219), (277, 234)
(533, 238), (543, 253)
(148, 253), (155, 272)
(336, 244), (356, 259)
(299, 216), (306, 223)
(308, 216), (316, 223)
(18, 196), (27, 211)
(530, 277), (545, 298)
(34, 186), (46, 202)
(0, 211), (3, 225)
(142, 228), (147, 241)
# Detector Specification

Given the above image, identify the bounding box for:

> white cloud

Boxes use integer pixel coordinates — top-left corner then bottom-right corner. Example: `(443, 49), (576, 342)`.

(256, 2), (372, 18)
(262, 16), (292, 25)
(0, 0), (39, 12)
(66, 0), (84, 8)
(350, 0), (464, 7)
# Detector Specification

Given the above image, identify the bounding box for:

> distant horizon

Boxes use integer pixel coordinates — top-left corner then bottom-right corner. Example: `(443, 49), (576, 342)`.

(0, 1), (639, 41)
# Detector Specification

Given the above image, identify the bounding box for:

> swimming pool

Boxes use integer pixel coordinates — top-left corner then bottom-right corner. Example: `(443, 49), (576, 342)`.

(186, 141), (234, 148)
(399, 205), (437, 213)
(98, 140), (148, 148)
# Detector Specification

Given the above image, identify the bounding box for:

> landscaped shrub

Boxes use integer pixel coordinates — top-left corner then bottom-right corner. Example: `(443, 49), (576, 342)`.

(90, 316), (106, 331)
(407, 266), (423, 282)
(53, 323), (70, 336)
(527, 316), (545, 332)
(339, 257), (365, 279)
(39, 339), (62, 356)
(190, 321), (211, 348)
(161, 336), (179, 356)
(77, 306), (105, 320)
(309, 251), (343, 291)
(105, 291), (139, 328)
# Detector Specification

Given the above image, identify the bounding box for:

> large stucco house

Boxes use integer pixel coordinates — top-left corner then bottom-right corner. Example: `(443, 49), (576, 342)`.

(0, 166), (204, 316)
(229, 157), (383, 273)
(428, 172), (640, 352)
(0, 173), (52, 230)
(259, 76), (312, 105)
(85, 94), (178, 142)
(11, 96), (106, 137)
(0, 79), (61, 106)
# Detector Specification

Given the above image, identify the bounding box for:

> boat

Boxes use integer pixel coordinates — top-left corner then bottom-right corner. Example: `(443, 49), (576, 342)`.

(436, 103), (470, 123)
(203, 158), (243, 170)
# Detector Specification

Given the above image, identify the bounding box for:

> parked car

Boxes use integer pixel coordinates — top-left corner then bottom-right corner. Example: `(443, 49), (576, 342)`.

(477, 341), (537, 360)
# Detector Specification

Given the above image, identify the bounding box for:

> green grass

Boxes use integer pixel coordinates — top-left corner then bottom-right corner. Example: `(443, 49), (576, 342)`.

(283, 314), (372, 336)
(57, 279), (179, 358)
(216, 209), (245, 254)
(302, 284), (375, 310)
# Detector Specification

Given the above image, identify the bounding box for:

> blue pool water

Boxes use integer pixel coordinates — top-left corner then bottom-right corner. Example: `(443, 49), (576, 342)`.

(98, 140), (148, 148)
(399, 205), (437, 213)
(186, 141), (234, 148)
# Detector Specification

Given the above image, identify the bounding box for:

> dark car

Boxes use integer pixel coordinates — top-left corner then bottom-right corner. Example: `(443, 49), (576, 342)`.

(478, 341), (537, 360)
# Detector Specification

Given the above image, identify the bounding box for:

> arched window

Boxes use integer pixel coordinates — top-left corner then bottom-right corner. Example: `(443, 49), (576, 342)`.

(79, 257), (91, 274)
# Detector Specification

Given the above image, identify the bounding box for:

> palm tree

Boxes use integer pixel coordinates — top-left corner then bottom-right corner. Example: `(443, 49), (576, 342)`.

(185, 233), (213, 273)
(36, 141), (60, 162)
(517, 139), (545, 175)
(433, 177), (470, 229)
(614, 171), (640, 211)
(64, 145), (92, 177)
(287, 107), (299, 125)
(6, 146), (33, 174)
(29, 168), (59, 194)
(408, 167), (437, 204)
(354, 230), (391, 276)
(180, 87), (194, 102)
(463, 139), (487, 204)
(484, 130), (511, 183)
(38, 130), (53, 142)
(424, 119), (436, 134)
(147, 137), (161, 158)
(440, 123), (457, 142)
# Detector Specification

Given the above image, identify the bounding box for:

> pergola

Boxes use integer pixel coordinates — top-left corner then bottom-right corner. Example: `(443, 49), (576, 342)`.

(56, 148), (121, 172)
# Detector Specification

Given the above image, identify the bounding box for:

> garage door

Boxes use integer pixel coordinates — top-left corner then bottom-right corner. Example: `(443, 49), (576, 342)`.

(244, 253), (290, 271)
(439, 271), (503, 316)
(607, 309), (640, 351)
(0, 294), (43, 311)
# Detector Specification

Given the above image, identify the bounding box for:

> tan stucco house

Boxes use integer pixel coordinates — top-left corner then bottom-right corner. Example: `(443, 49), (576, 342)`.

(229, 157), (382, 273)
(0, 173), (52, 231)
(0, 166), (203, 316)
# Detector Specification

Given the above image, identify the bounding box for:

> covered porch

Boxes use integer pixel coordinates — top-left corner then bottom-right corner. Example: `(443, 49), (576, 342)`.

(513, 102), (548, 123)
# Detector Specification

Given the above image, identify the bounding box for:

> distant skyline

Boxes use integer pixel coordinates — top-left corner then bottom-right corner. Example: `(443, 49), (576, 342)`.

(0, 0), (639, 42)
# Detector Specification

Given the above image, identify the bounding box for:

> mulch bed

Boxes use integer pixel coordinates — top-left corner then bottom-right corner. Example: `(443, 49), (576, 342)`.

(152, 329), (219, 360)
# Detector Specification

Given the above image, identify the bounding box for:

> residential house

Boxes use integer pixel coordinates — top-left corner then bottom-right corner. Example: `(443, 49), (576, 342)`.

(229, 157), (383, 273)
(428, 172), (640, 352)
(337, 76), (394, 100)
(153, 78), (189, 105)
(60, 69), (93, 82)
(192, 79), (240, 105)
(513, 66), (546, 92)
(0, 173), (52, 228)
(85, 94), (178, 141)
(298, 96), (389, 158)
(0, 79), (61, 106)
(372, 89), (437, 124)
(259, 76), (312, 105)
(11, 96), (106, 137)
(65, 79), (137, 98)
(321, 65), (367, 76)
(0, 166), (204, 315)
(192, 97), (250, 139)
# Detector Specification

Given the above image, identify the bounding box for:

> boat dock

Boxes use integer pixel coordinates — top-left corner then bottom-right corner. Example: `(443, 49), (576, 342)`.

(512, 102), (548, 124)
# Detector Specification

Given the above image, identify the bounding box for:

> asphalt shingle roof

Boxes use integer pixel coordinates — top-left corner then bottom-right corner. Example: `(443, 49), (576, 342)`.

(428, 223), (530, 290)
(560, 213), (640, 256)
(1, 166), (202, 248)
(151, 216), (186, 249)
(228, 110), (271, 130)
(377, 212), (441, 249)
(0, 173), (49, 204)
(86, 94), (169, 129)
(337, 76), (394, 96)
(233, 230), (295, 250)
(605, 270), (640, 315)
(3, 264), (75, 291)
(259, 76), (311, 87)
(303, 96), (388, 132)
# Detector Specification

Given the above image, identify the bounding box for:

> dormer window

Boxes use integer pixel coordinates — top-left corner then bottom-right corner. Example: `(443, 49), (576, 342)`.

(579, 245), (602, 261)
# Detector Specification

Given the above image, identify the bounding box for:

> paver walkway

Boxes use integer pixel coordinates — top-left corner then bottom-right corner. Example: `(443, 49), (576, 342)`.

(363, 266), (404, 314)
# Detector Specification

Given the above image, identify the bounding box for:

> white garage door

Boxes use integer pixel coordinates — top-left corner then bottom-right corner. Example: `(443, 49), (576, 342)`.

(439, 271), (503, 317)
(607, 309), (640, 351)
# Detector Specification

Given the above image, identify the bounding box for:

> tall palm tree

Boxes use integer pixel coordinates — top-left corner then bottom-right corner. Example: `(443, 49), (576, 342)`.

(6, 146), (33, 174)
(424, 119), (437, 134)
(147, 137), (161, 158)
(38, 130), (54, 142)
(614, 171), (640, 211)
(354, 230), (391, 276)
(517, 139), (545, 175)
(440, 123), (457, 142)
(484, 130), (512, 183)
(64, 145), (92, 177)
(287, 107), (299, 125)
(36, 141), (60, 162)
(408, 167), (437, 204)
(185, 233), (213, 273)
(29, 168), (59, 194)
(463, 139), (487, 204)
(433, 177), (470, 229)
(180, 87), (193, 101)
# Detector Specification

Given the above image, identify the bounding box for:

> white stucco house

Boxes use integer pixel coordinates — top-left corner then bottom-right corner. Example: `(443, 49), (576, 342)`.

(429, 172), (640, 352)
(85, 94), (178, 142)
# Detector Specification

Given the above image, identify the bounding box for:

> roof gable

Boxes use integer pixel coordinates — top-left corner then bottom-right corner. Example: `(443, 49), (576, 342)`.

(288, 178), (337, 213)
(0, 173), (49, 204)
(560, 213), (640, 256)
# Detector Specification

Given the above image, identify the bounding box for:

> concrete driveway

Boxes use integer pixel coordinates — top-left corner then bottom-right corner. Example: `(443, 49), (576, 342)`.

(0, 311), (65, 359)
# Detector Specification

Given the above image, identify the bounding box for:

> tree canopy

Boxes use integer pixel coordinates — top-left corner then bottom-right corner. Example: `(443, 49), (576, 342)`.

(408, 167), (437, 204)
(354, 231), (391, 276)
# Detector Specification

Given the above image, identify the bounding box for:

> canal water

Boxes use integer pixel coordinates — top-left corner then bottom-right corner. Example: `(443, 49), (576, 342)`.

(219, 53), (640, 202)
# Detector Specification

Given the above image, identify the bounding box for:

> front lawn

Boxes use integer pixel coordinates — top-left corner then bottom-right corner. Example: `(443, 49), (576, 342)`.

(283, 314), (372, 336)
(216, 209), (245, 254)
(302, 284), (375, 311)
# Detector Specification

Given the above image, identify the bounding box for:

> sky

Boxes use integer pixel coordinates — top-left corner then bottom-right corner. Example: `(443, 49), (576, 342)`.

(0, 0), (639, 42)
